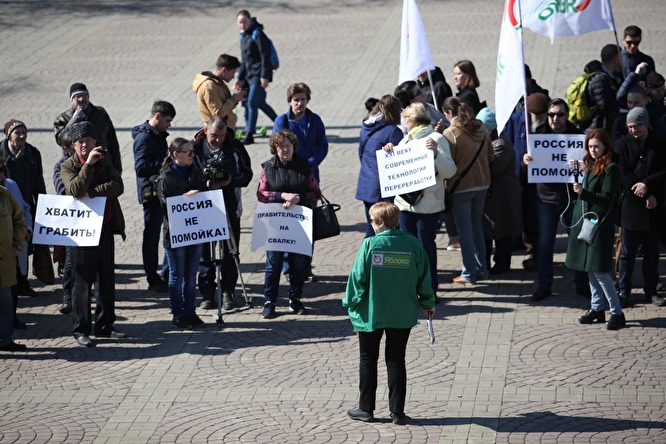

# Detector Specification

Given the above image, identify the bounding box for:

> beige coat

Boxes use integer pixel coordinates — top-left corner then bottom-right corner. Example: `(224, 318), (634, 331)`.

(0, 187), (27, 288)
(192, 72), (238, 129)
(443, 118), (494, 194)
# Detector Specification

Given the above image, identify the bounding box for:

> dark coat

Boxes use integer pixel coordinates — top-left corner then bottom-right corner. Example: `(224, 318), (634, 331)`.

(456, 87), (483, 114)
(0, 140), (46, 213)
(54, 103), (122, 173)
(614, 132), (666, 231)
(156, 162), (206, 249)
(355, 119), (403, 203)
(132, 121), (169, 204)
(418, 66), (453, 109)
(483, 137), (523, 240)
(565, 162), (619, 273)
(237, 19), (273, 84)
(579, 60), (619, 133)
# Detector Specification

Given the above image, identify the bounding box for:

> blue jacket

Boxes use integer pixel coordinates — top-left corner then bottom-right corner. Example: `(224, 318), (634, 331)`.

(132, 121), (169, 204)
(355, 119), (403, 203)
(273, 108), (328, 181)
(620, 48), (655, 79)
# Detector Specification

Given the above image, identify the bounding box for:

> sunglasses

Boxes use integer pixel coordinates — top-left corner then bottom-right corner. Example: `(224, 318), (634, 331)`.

(547, 112), (566, 118)
(625, 40), (641, 46)
(177, 150), (195, 156)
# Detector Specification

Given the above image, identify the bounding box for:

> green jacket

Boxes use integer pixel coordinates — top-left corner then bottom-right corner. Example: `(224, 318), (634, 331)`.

(343, 229), (435, 332)
(565, 161), (619, 273)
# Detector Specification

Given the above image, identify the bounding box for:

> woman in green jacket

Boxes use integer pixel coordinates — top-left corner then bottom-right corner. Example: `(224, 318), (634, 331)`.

(565, 129), (624, 330)
(343, 202), (435, 425)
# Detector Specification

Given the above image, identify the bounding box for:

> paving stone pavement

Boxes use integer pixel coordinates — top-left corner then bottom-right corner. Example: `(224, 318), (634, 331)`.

(1, 1), (665, 443)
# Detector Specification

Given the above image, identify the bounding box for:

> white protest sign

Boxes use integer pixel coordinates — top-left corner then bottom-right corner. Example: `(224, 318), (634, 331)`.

(527, 134), (586, 183)
(166, 190), (228, 248)
(33, 194), (106, 247)
(378, 139), (436, 198)
(251, 203), (313, 256)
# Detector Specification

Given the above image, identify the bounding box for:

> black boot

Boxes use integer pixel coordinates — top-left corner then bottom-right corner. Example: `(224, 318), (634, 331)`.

(578, 309), (605, 324)
(606, 313), (626, 330)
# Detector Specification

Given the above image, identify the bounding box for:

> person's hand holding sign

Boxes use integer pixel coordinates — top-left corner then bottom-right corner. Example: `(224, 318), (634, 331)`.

(281, 192), (300, 209)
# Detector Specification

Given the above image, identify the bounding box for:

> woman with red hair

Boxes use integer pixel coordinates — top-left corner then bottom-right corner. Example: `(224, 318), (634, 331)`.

(565, 129), (624, 330)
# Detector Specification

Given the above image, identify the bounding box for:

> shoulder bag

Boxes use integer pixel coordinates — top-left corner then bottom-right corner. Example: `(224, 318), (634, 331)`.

(443, 138), (485, 213)
(314, 193), (341, 241)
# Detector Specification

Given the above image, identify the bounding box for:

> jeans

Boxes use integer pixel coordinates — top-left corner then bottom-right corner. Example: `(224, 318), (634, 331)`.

(358, 328), (411, 414)
(451, 189), (488, 282)
(618, 227), (660, 296)
(165, 243), (204, 318)
(589, 271), (622, 315)
(70, 225), (116, 336)
(0, 286), (13, 344)
(400, 211), (439, 293)
(244, 83), (277, 134)
(264, 250), (308, 303)
(442, 210), (457, 238)
(142, 199), (164, 283)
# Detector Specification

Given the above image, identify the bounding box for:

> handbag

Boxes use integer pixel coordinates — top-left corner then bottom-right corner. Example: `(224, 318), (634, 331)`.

(577, 218), (600, 245)
(314, 193), (341, 241)
(399, 190), (424, 206)
(32, 244), (55, 285)
(443, 138), (486, 213)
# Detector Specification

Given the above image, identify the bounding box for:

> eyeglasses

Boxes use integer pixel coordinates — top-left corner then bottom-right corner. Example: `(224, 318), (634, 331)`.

(627, 123), (644, 130)
(177, 150), (195, 156)
(625, 40), (641, 46)
(547, 112), (566, 118)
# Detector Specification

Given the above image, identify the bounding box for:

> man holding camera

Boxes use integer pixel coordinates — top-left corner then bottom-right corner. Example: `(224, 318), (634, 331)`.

(193, 116), (253, 310)
(132, 101), (176, 293)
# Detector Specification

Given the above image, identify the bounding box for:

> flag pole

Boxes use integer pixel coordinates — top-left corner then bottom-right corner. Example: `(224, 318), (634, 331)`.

(516, 0), (531, 160)
(426, 70), (440, 112)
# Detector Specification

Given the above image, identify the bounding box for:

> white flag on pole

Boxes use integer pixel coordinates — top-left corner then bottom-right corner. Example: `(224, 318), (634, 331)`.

(399, 0), (435, 84)
(523, 0), (615, 43)
(495, 0), (526, 136)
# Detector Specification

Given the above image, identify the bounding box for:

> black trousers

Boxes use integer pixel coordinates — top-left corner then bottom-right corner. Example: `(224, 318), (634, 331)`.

(70, 225), (116, 336)
(358, 328), (411, 414)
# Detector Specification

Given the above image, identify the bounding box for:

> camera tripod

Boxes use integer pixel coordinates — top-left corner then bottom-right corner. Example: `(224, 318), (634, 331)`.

(211, 212), (252, 328)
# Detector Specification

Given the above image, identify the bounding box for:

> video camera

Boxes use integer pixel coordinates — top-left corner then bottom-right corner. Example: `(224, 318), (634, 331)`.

(203, 157), (231, 189)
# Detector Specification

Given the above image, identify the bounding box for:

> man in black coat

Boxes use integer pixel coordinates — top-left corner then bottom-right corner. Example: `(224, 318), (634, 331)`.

(615, 107), (666, 307)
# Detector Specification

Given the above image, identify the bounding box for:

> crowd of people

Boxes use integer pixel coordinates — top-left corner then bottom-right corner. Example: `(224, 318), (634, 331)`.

(0, 14), (664, 425)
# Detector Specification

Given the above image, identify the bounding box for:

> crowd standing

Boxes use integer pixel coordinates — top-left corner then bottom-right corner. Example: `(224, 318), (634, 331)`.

(1, 15), (665, 423)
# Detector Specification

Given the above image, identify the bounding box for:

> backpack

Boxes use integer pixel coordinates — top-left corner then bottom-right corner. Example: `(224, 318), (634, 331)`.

(566, 72), (605, 124)
(247, 29), (279, 70)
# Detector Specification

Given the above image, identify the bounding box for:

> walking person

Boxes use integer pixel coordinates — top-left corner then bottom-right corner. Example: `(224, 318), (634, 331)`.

(236, 9), (278, 145)
(565, 129), (625, 329)
(344, 201), (436, 425)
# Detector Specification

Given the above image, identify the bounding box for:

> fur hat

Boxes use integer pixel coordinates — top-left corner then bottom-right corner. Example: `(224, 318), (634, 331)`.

(527, 93), (549, 115)
(69, 122), (97, 142)
(69, 82), (89, 100)
(626, 107), (650, 128)
(3, 119), (27, 137)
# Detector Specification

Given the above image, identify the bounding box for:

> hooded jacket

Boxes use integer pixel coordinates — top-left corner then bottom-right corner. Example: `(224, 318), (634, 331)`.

(237, 19), (273, 85)
(578, 60), (619, 133)
(192, 72), (238, 129)
(132, 121), (169, 204)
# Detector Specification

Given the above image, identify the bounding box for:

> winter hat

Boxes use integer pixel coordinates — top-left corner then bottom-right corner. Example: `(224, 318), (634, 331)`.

(476, 107), (497, 130)
(69, 82), (89, 100)
(527, 92), (549, 114)
(3, 119), (27, 137)
(69, 122), (97, 142)
(646, 72), (665, 89)
(626, 107), (650, 128)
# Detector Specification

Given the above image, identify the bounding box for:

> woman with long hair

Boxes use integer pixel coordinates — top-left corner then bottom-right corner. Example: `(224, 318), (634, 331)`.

(565, 129), (624, 330)
(453, 60), (484, 115)
(443, 97), (494, 284)
(157, 137), (207, 330)
(355, 95), (404, 237)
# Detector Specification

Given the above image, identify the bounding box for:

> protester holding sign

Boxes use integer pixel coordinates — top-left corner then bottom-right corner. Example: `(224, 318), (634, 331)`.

(157, 138), (207, 330)
(390, 103), (456, 297)
(565, 129), (624, 330)
(256, 130), (320, 318)
(60, 121), (126, 347)
(356, 95), (403, 238)
(443, 98), (494, 284)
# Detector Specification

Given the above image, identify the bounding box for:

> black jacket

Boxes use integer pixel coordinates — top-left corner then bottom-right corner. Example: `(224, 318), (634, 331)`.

(237, 19), (273, 85)
(0, 140), (46, 212)
(579, 60), (619, 133)
(132, 121), (169, 204)
(615, 132), (666, 231)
